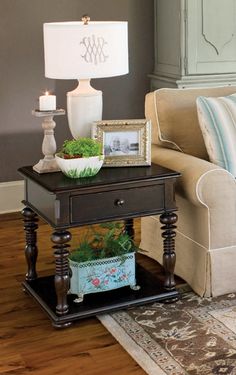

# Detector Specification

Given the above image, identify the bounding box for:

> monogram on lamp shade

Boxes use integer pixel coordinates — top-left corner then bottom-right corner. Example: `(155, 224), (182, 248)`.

(43, 16), (129, 139)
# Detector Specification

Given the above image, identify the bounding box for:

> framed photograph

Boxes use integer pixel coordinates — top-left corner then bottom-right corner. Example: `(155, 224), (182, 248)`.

(92, 119), (151, 167)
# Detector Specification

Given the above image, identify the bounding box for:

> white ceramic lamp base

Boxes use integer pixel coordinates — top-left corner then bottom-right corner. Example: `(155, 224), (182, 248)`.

(32, 109), (65, 174)
(67, 79), (102, 139)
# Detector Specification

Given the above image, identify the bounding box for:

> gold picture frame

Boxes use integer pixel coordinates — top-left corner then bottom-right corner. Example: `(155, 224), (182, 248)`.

(92, 119), (151, 167)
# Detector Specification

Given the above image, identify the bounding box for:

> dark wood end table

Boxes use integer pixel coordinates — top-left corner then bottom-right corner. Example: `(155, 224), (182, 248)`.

(18, 164), (181, 328)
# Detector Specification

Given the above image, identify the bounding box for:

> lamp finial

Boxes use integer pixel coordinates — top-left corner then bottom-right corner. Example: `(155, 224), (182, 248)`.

(82, 15), (90, 25)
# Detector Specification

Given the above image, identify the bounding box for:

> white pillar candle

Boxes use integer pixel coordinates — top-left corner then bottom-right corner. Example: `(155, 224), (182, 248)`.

(39, 92), (56, 111)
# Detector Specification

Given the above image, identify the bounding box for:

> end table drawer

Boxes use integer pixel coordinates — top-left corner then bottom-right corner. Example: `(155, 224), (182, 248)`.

(70, 184), (165, 224)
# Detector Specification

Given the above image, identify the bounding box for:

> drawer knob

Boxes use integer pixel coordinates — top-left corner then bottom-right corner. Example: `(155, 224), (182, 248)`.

(115, 199), (125, 207)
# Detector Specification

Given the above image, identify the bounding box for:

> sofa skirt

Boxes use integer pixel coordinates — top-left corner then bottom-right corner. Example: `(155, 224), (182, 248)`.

(140, 215), (236, 297)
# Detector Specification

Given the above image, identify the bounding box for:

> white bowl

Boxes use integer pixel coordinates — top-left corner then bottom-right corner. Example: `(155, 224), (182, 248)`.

(55, 154), (104, 178)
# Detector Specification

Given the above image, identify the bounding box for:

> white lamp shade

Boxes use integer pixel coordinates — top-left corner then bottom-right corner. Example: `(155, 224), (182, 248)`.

(43, 21), (129, 79)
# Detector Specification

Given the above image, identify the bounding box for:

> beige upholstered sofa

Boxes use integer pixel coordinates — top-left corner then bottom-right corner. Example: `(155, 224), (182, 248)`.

(140, 86), (236, 297)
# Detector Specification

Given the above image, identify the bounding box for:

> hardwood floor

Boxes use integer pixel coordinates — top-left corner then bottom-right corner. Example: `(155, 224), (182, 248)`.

(0, 212), (174, 375)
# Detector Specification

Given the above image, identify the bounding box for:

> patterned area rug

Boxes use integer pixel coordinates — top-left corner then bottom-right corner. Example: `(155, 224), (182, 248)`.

(98, 292), (236, 375)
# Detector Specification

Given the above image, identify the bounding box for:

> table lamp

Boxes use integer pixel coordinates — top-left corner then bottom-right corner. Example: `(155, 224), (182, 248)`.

(43, 16), (129, 139)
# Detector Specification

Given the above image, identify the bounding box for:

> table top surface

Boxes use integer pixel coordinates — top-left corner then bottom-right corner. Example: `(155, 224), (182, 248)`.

(18, 164), (180, 193)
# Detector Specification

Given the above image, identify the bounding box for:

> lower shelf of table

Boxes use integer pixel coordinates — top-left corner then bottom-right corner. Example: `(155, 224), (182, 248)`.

(23, 264), (179, 327)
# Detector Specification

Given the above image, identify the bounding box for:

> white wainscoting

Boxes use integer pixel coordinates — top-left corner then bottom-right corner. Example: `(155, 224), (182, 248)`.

(0, 180), (24, 214)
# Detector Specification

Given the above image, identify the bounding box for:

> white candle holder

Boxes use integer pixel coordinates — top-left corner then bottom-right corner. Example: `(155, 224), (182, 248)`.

(32, 109), (65, 174)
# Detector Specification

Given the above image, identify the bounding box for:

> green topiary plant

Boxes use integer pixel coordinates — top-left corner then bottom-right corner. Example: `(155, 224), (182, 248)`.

(59, 138), (102, 159)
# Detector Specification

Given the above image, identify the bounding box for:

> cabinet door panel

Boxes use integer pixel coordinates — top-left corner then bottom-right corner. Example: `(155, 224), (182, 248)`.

(154, 0), (182, 76)
(187, 0), (236, 74)
(202, 0), (235, 55)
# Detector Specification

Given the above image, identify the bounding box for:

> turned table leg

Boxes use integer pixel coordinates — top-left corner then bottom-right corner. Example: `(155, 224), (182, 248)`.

(51, 230), (71, 318)
(22, 207), (38, 281)
(124, 218), (134, 240)
(160, 212), (178, 291)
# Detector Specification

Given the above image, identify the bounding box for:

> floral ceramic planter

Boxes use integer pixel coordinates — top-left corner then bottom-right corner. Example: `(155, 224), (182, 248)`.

(69, 252), (138, 303)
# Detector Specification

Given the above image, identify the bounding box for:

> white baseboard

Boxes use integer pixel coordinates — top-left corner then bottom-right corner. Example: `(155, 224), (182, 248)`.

(0, 180), (24, 214)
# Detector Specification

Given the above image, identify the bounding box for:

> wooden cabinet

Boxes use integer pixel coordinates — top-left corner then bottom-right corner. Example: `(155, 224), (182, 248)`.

(151, 0), (236, 89)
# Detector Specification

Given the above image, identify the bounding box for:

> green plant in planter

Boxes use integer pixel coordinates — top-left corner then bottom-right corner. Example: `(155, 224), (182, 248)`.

(55, 137), (104, 178)
(69, 222), (136, 263)
(68, 222), (139, 301)
(60, 138), (102, 159)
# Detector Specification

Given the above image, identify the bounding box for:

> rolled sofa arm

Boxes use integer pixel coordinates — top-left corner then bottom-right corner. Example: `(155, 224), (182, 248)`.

(151, 144), (236, 207)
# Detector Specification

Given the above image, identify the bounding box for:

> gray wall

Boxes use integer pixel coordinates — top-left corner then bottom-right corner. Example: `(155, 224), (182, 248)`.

(0, 0), (154, 182)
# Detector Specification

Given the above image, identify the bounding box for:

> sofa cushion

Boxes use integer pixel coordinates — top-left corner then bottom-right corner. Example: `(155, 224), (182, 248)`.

(145, 86), (236, 159)
(197, 94), (236, 176)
